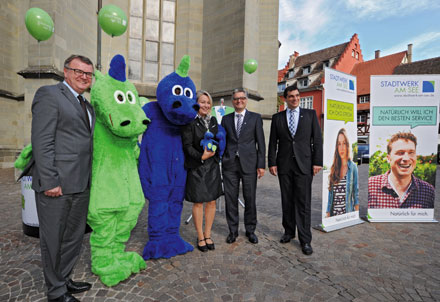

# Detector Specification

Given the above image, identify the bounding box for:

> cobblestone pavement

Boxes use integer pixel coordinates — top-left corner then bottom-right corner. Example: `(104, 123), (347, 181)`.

(1, 166), (439, 302)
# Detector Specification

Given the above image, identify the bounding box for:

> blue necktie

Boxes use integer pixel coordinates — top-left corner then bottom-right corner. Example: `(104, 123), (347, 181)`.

(288, 109), (295, 137)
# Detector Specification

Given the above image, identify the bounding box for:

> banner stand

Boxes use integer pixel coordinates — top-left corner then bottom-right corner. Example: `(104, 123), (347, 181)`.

(361, 215), (438, 223)
(314, 218), (364, 233)
(365, 218), (438, 223)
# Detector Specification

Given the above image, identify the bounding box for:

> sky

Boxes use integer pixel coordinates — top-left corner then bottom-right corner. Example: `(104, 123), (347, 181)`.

(278, 0), (440, 69)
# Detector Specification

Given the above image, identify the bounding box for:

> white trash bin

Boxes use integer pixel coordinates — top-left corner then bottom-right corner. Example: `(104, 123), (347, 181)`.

(20, 175), (39, 237)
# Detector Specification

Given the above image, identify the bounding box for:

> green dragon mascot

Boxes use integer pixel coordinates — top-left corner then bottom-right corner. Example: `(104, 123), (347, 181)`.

(88, 54), (150, 286)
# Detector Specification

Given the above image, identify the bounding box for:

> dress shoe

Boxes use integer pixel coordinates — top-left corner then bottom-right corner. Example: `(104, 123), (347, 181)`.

(301, 243), (313, 255)
(204, 237), (215, 250)
(48, 292), (79, 302)
(245, 232), (258, 244)
(280, 234), (295, 244)
(66, 279), (91, 294)
(226, 232), (238, 244)
(197, 238), (208, 252)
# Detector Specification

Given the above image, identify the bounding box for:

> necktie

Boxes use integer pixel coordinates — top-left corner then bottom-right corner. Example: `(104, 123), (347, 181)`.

(236, 114), (243, 138)
(77, 95), (91, 131)
(289, 109), (296, 137)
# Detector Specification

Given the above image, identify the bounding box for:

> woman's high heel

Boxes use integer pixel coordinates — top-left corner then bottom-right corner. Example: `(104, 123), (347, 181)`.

(197, 238), (208, 252)
(205, 237), (215, 250)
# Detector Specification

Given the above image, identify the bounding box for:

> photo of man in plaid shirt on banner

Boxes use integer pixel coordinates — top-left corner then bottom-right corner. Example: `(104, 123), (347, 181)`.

(368, 132), (435, 209)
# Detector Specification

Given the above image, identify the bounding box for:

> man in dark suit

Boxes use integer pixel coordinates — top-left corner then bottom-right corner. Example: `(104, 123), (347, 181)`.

(31, 55), (95, 302)
(221, 88), (266, 244)
(268, 83), (322, 255)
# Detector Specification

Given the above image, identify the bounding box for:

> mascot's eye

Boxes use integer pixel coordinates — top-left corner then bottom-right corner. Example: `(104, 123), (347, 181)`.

(114, 90), (126, 104)
(172, 85), (183, 96)
(126, 91), (136, 104)
(184, 88), (193, 99)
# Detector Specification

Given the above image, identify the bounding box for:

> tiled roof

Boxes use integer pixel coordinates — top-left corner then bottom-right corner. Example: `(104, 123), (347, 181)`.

(295, 42), (348, 67)
(351, 51), (407, 95)
(393, 57), (440, 74)
(279, 43), (348, 85)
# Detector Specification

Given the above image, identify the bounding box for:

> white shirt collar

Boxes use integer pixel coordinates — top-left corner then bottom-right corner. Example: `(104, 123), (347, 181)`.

(235, 109), (246, 118)
(63, 80), (83, 100)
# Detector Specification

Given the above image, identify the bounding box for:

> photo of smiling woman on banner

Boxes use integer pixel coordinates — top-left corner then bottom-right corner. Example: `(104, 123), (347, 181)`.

(326, 128), (359, 217)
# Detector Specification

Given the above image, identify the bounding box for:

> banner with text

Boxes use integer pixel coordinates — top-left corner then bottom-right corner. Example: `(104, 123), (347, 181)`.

(321, 68), (363, 232)
(368, 75), (439, 222)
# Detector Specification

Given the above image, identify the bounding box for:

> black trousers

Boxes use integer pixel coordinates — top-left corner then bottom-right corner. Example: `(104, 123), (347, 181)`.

(278, 159), (313, 244)
(223, 157), (257, 235)
(35, 189), (89, 299)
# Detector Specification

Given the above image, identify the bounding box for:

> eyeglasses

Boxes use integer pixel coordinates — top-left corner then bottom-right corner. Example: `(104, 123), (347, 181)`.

(65, 66), (94, 79)
(233, 96), (247, 101)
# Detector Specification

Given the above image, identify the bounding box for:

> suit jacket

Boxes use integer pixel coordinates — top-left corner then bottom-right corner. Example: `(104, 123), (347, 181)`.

(31, 82), (95, 194)
(182, 116), (220, 170)
(268, 108), (322, 175)
(221, 110), (265, 173)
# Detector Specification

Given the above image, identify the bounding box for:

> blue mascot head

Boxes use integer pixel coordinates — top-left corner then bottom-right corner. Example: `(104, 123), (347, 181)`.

(156, 55), (199, 125)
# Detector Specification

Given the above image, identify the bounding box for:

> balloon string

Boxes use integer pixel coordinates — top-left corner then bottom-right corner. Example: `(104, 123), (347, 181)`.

(38, 41), (40, 79)
(107, 38), (112, 71)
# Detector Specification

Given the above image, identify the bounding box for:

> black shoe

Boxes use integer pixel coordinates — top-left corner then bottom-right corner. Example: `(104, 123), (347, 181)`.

(245, 232), (258, 244)
(226, 232), (238, 244)
(204, 237), (215, 250)
(280, 234), (295, 244)
(197, 238), (208, 252)
(301, 243), (313, 255)
(48, 293), (80, 302)
(66, 279), (91, 294)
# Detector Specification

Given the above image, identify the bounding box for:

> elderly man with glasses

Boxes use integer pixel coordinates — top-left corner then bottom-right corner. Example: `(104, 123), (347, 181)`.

(31, 54), (95, 302)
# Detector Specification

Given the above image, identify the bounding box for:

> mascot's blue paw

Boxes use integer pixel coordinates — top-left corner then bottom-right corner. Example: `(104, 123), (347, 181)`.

(143, 235), (194, 260)
(200, 131), (218, 152)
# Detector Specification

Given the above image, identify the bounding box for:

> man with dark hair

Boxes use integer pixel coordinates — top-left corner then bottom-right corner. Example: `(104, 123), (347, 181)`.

(368, 132), (435, 208)
(268, 83), (322, 255)
(221, 88), (266, 244)
(32, 54), (95, 301)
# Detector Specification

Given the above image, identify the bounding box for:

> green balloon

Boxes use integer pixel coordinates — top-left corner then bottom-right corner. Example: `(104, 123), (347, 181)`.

(244, 59), (258, 74)
(25, 8), (54, 42)
(98, 5), (127, 37)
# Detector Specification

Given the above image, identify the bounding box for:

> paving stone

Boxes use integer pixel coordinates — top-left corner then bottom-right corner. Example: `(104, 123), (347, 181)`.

(1, 166), (440, 301)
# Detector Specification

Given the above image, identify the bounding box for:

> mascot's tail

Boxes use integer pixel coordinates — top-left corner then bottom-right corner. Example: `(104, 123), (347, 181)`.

(14, 144), (32, 171)
(216, 125), (226, 157)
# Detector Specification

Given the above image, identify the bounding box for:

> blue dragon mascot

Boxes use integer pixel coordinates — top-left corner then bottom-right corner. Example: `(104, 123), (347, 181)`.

(138, 55), (199, 259)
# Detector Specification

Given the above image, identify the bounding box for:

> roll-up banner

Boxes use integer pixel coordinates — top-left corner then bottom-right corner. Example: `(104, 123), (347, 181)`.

(368, 75), (439, 222)
(319, 68), (364, 232)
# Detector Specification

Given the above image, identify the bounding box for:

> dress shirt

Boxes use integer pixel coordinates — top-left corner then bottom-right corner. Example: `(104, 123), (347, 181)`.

(286, 107), (299, 136)
(235, 109), (247, 132)
(63, 80), (92, 128)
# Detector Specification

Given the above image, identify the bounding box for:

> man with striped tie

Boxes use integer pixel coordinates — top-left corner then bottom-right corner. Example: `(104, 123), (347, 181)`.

(221, 88), (266, 244)
(268, 83), (322, 255)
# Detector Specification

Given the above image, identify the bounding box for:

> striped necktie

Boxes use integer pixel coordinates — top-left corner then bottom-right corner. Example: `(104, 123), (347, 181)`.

(236, 114), (243, 137)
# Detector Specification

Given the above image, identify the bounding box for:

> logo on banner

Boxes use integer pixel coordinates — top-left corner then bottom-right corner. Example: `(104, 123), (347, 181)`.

(422, 81), (435, 93)
(329, 74), (355, 93)
(380, 80), (435, 95)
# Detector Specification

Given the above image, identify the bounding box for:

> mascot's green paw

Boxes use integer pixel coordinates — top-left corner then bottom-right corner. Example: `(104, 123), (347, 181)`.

(91, 257), (132, 287)
(116, 251), (146, 273)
